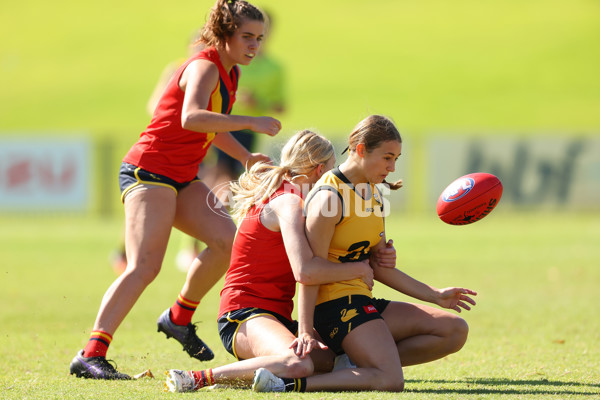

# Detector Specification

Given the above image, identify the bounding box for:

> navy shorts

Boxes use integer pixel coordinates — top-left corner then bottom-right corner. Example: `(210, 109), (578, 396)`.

(218, 308), (298, 360)
(313, 295), (390, 355)
(118, 162), (199, 202)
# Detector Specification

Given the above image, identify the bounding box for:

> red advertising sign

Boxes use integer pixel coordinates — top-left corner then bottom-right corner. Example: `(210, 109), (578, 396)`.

(0, 137), (90, 211)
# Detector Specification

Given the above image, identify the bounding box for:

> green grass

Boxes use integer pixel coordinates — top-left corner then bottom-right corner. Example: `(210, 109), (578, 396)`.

(1, 211), (599, 399)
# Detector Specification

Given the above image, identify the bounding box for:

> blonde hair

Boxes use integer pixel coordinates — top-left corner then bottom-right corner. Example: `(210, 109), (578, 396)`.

(346, 115), (403, 190)
(231, 130), (334, 221)
(198, 0), (264, 49)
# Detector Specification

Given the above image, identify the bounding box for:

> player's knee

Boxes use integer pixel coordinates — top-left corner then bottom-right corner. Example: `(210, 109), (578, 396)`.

(123, 261), (161, 286)
(389, 379), (405, 392)
(205, 224), (235, 257)
(375, 370), (404, 392)
(447, 317), (469, 353)
(284, 355), (314, 378)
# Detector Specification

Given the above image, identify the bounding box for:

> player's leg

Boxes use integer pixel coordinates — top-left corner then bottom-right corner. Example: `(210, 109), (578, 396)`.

(157, 181), (236, 360)
(233, 314), (331, 377)
(70, 162), (180, 379)
(71, 186), (176, 379)
(172, 181), (236, 301)
(196, 314), (315, 387)
(381, 301), (469, 366)
(302, 319), (404, 392)
(209, 150), (238, 203)
(166, 314), (326, 392)
(94, 186), (176, 336)
(252, 297), (403, 393)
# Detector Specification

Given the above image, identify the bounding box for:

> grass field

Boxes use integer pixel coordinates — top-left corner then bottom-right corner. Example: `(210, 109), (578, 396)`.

(1, 210), (599, 399)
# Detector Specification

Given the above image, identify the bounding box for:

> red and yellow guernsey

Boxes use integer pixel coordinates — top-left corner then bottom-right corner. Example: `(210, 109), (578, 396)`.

(219, 181), (303, 321)
(123, 46), (239, 183)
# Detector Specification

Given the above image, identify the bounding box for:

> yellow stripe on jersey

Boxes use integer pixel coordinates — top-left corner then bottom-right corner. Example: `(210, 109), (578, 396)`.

(202, 80), (223, 148)
(306, 168), (385, 305)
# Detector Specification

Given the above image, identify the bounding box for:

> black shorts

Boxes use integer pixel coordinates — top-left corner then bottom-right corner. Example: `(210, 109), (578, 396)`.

(313, 295), (390, 355)
(118, 162), (199, 202)
(218, 308), (298, 360)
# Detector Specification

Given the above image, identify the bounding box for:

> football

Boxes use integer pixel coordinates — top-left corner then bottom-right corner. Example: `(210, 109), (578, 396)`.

(437, 172), (503, 225)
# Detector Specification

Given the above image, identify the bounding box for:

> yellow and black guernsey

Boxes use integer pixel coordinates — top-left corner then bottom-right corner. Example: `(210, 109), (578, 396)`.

(305, 167), (385, 305)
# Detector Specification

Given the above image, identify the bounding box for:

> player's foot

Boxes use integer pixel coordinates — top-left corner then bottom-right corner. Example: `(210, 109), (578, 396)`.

(164, 370), (198, 392)
(157, 309), (214, 361)
(252, 368), (285, 392)
(69, 350), (131, 380)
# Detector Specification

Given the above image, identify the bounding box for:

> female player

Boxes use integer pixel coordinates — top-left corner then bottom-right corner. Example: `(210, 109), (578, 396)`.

(163, 130), (395, 392)
(252, 115), (478, 393)
(70, 0), (281, 380)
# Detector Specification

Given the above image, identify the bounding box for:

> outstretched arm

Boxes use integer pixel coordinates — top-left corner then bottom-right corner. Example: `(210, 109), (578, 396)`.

(372, 248), (477, 313)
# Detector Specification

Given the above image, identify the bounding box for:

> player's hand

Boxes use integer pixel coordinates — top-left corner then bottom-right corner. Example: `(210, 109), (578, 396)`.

(436, 287), (477, 312)
(290, 332), (328, 358)
(251, 116), (281, 136)
(371, 239), (396, 269)
(244, 153), (271, 170)
(357, 260), (374, 290)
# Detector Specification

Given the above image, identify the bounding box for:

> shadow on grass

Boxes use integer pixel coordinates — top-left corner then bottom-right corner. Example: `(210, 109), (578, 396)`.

(406, 378), (600, 396)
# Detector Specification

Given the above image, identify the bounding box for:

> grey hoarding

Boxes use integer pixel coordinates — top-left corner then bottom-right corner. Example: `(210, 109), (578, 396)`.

(429, 136), (600, 210)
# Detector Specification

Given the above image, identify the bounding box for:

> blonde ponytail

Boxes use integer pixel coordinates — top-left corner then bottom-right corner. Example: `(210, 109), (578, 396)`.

(230, 162), (288, 221)
(230, 130), (334, 221)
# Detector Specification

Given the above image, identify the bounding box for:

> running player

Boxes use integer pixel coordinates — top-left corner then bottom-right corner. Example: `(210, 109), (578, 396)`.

(70, 0), (280, 380)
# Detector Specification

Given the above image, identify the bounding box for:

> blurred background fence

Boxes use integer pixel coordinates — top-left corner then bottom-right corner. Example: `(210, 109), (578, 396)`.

(2, 133), (598, 215)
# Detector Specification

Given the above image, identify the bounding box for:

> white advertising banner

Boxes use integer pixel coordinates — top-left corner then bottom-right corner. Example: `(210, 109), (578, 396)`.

(428, 136), (600, 209)
(0, 137), (90, 211)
